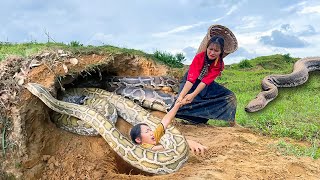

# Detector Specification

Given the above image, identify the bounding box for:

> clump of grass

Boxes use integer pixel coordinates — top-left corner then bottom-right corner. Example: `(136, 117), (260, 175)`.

(272, 139), (320, 159)
(282, 53), (295, 63)
(69, 41), (83, 47)
(238, 59), (253, 69)
(152, 50), (185, 68)
(208, 119), (230, 127)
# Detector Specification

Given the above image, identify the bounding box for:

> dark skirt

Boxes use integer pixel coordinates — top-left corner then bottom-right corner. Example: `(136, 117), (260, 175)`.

(174, 72), (237, 124)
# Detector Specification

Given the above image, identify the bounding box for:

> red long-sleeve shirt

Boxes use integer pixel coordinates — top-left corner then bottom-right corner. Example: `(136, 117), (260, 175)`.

(187, 51), (224, 85)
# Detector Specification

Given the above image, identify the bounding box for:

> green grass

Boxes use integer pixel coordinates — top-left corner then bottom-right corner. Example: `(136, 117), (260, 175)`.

(0, 42), (184, 68)
(209, 54), (320, 158)
(238, 59), (253, 68)
(153, 50), (185, 68)
(213, 55), (320, 141)
(1, 44), (319, 159)
(208, 54), (320, 158)
(271, 139), (320, 159)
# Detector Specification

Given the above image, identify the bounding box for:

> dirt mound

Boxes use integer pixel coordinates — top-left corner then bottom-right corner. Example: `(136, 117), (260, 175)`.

(22, 118), (320, 179)
(0, 50), (319, 179)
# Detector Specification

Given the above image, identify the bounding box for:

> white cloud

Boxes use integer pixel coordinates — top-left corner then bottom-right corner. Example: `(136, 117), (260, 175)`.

(299, 5), (320, 14)
(1, 0), (320, 65)
(226, 5), (239, 16)
(151, 1), (242, 38)
(282, 1), (307, 12)
(151, 15), (228, 38)
(152, 22), (206, 37)
(86, 33), (114, 45)
(237, 16), (263, 29)
(260, 30), (308, 48)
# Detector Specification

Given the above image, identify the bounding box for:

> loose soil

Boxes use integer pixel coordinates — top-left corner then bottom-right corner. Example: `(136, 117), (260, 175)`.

(1, 51), (319, 179)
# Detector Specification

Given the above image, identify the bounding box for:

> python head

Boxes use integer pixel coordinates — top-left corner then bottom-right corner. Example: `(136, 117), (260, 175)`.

(245, 95), (266, 112)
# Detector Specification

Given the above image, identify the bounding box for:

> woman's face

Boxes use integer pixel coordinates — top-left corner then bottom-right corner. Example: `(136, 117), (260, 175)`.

(206, 43), (221, 60)
(139, 124), (156, 145)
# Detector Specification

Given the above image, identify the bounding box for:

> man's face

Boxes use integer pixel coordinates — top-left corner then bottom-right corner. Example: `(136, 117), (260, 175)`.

(137, 125), (156, 145)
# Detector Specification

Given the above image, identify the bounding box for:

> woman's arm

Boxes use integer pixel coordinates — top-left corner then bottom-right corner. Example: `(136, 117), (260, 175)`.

(175, 81), (193, 104)
(181, 82), (206, 105)
(161, 102), (181, 129)
(177, 52), (205, 104)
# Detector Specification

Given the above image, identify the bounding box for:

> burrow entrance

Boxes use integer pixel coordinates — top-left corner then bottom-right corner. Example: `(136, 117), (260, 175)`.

(7, 50), (175, 179)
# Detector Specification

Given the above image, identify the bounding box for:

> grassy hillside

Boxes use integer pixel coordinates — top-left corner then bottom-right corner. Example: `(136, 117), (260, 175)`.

(0, 42), (185, 68)
(218, 54), (319, 141)
(214, 54), (320, 158)
(1, 42), (319, 158)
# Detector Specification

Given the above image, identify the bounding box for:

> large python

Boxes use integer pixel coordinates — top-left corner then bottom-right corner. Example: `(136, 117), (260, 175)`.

(26, 83), (189, 174)
(105, 76), (180, 93)
(71, 76), (178, 112)
(245, 57), (320, 112)
(106, 86), (176, 112)
(51, 89), (118, 136)
(53, 76), (177, 136)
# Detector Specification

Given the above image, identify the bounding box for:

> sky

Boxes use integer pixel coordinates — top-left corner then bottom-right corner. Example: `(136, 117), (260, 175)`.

(1, 0), (320, 65)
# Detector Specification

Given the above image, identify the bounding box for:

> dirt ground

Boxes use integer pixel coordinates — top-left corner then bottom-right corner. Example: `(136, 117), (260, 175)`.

(22, 116), (320, 180)
(1, 51), (320, 179)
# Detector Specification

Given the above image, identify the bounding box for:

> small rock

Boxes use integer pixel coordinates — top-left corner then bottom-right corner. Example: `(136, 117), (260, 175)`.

(57, 50), (64, 54)
(42, 155), (51, 161)
(48, 156), (56, 164)
(41, 52), (50, 57)
(62, 64), (68, 73)
(69, 58), (78, 65)
(29, 59), (41, 68)
(17, 78), (24, 85)
(49, 163), (54, 170)
(54, 161), (59, 167)
(0, 94), (9, 101)
(61, 161), (68, 168)
(60, 53), (69, 57)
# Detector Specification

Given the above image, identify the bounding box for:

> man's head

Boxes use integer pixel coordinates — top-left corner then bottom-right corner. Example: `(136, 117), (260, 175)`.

(130, 123), (156, 145)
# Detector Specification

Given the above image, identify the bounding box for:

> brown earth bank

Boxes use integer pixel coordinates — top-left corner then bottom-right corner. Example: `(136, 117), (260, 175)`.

(25, 120), (320, 180)
(0, 50), (319, 179)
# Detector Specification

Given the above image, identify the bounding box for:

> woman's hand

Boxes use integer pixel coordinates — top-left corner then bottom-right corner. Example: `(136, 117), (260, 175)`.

(181, 93), (195, 105)
(187, 139), (208, 156)
(175, 96), (184, 106)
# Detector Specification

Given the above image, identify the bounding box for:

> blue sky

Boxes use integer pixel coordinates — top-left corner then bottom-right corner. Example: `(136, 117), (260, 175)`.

(1, 0), (320, 64)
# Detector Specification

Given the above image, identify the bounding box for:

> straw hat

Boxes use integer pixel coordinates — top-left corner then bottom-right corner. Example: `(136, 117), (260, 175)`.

(197, 24), (238, 57)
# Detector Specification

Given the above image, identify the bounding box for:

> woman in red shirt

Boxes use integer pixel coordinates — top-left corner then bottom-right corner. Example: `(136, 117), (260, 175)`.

(175, 25), (238, 126)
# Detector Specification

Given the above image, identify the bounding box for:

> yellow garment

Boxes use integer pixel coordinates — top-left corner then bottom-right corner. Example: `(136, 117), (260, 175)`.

(141, 123), (165, 149)
(214, 57), (219, 66)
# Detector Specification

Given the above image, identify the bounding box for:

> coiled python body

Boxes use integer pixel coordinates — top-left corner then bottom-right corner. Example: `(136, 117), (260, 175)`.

(26, 83), (189, 174)
(53, 76), (177, 136)
(245, 57), (320, 112)
(52, 89), (118, 136)
(106, 86), (175, 112)
(105, 76), (179, 93)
